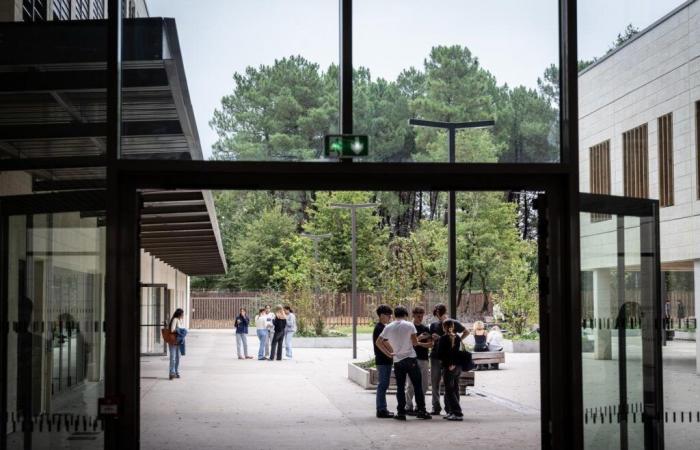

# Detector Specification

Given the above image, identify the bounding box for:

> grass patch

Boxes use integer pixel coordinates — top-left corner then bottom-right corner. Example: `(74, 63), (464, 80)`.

(331, 325), (375, 335)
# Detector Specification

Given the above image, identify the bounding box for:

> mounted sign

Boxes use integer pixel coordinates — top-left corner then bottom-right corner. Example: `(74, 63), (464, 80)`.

(324, 135), (369, 158)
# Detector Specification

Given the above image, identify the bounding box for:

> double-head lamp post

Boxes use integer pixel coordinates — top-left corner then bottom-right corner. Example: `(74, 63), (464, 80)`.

(330, 203), (378, 359)
(408, 119), (495, 318)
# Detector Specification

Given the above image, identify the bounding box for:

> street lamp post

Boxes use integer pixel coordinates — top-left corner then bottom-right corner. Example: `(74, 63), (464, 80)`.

(408, 119), (494, 318)
(330, 203), (378, 359)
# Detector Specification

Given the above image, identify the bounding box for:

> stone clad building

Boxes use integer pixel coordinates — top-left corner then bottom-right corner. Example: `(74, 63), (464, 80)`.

(578, 0), (700, 370)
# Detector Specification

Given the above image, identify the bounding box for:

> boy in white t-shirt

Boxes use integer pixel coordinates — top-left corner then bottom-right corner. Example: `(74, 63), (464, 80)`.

(376, 306), (432, 421)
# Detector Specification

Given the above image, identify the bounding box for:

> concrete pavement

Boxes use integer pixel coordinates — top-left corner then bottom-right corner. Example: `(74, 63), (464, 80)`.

(140, 330), (540, 450)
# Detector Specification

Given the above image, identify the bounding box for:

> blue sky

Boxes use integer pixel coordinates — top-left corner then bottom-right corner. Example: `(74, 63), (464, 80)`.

(147, 0), (687, 159)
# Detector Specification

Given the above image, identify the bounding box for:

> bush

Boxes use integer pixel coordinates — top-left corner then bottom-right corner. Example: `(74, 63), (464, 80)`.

(355, 358), (376, 369)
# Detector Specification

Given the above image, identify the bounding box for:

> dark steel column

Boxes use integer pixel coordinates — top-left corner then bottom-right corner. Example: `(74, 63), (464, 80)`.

(616, 216), (629, 450)
(339, 0), (352, 134)
(105, 0), (125, 448)
(448, 128), (457, 317)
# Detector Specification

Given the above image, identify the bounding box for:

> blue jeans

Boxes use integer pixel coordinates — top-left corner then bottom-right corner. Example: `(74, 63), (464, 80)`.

(168, 344), (180, 375)
(376, 364), (392, 412)
(236, 333), (249, 357)
(284, 331), (294, 358)
(256, 329), (267, 359)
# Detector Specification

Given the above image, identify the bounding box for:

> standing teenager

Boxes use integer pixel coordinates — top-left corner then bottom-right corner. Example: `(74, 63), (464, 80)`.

(376, 305), (432, 421)
(437, 319), (464, 421)
(283, 305), (296, 359)
(429, 303), (467, 415)
(373, 304), (394, 419)
(255, 308), (268, 360)
(168, 308), (184, 380)
(405, 306), (432, 415)
(269, 305), (287, 361)
(235, 308), (252, 359)
(265, 304), (274, 358)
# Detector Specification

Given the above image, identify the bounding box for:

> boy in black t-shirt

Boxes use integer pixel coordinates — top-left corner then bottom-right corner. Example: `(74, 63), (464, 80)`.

(373, 304), (394, 418)
(405, 306), (432, 414)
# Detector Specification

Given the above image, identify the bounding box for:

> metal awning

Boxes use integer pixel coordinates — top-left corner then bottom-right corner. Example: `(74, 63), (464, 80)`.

(0, 18), (226, 275)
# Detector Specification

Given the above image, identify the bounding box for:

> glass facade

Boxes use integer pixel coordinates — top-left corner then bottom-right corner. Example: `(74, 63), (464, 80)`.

(579, 1), (700, 448)
(5, 211), (106, 449)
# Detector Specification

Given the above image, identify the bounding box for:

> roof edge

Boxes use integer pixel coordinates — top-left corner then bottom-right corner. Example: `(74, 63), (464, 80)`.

(579, 0), (697, 76)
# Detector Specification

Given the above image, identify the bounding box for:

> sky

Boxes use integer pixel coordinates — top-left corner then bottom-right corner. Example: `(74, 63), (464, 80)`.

(147, 0), (688, 159)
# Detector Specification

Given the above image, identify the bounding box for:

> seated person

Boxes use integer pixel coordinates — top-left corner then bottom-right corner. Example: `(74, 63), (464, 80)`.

(472, 321), (489, 352)
(487, 325), (504, 352)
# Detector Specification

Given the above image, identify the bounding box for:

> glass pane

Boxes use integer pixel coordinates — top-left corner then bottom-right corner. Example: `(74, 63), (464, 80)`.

(0, 5), (107, 160)
(579, 2), (699, 448)
(5, 211), (106, 449)
(140, 286), (167, 355)
(354, 0), (560, 163)
(120, 0), (338, 161)
(580, 211), (658, 449)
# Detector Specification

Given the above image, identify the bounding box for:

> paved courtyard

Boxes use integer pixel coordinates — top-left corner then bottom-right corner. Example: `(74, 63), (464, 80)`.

(140, 330), (541, 450)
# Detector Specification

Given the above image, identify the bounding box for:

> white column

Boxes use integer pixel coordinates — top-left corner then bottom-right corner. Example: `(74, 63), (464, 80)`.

(594, 268), (613, 360)
(694, 260), (700, 374)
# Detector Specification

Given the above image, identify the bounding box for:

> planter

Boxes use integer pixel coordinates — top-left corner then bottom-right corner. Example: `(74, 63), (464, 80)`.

(504, 339), (539, 353)
(347, 362), (373, 389)
(674, 331), (695, 341)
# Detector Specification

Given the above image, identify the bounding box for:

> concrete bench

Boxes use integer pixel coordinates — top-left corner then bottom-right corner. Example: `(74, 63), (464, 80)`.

(369, 367), (475, 395)
(471, 351), (506, 369)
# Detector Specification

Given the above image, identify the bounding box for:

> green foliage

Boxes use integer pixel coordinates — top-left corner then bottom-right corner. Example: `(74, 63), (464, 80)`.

(493, 250), (539, 337)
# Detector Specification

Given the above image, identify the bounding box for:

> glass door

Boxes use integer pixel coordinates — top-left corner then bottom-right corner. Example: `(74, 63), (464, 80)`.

(579, 193), (663, 450)
(139, 284), (168, 356)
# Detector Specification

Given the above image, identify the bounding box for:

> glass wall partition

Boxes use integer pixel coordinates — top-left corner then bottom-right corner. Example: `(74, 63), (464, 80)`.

(120, 0), (339, 162)
(578, 1), (700, 448)
(353, 0), (561, 163)
(3, 206), (106, 449)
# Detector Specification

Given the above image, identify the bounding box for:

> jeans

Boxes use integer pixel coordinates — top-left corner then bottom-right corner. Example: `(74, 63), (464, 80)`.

(394, 357), (425, 414)
(256, 329), (268, 359)
(235, 333), (249, 358)
(406, 358), (430, 411)
(284, 331), (294, 358)
(270, 330), (285, 360)
(168, 344), (180, 376)
(375, 364), (392, 412)
(430, 358), (443, 412)
(264, 330), (272, 357)
(443, 365), (462, 416)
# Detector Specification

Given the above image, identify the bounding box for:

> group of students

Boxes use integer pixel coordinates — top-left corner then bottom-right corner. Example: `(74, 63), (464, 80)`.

(374, 303), (503, 421)
(234, 304), (297, 360)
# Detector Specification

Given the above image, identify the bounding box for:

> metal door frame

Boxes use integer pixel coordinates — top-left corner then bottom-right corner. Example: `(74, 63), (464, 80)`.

(139, 283), (169, 356)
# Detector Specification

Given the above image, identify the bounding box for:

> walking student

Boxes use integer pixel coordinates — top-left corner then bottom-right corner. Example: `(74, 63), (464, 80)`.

(437, 319), (464, 421)
(376, 305), (432, 421)
(269, 305), (287, 361)
(283, 305), (296, 359)
(429, 303), (467, 415)
(405, 306), (432, 415)
(255, 308), (268, 360)
(235, 308), (253, 359)
(373, 304), (394, 419)
(168, 308), (184, 380)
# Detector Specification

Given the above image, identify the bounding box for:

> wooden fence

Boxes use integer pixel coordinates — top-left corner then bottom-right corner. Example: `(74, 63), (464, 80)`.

(190, 290), (493, 329)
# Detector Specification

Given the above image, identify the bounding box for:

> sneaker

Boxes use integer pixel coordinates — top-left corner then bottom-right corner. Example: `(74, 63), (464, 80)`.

(168, 374), (175, 380)
(405, 409), (417, 416)
(447, 414), (463, 421)
(258, 357), (266, 360)
(429, 410), (442, 416)
(443, 414), (452, 420)
(415, 411), (432, 420)
(245, 356), (253, 359)
(175, 373), (180, 379)
(376, 410), (395, 419)
(238, 356), (244, 360)
(393, 414), (407, 421)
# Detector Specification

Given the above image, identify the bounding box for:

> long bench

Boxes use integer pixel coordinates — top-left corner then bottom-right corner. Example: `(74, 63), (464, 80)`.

(471, 351), (506, 369)
(369, 367), (475, 395)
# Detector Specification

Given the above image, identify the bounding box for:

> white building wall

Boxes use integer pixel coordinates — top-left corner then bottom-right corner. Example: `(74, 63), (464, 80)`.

(579, 0), (700, 266)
